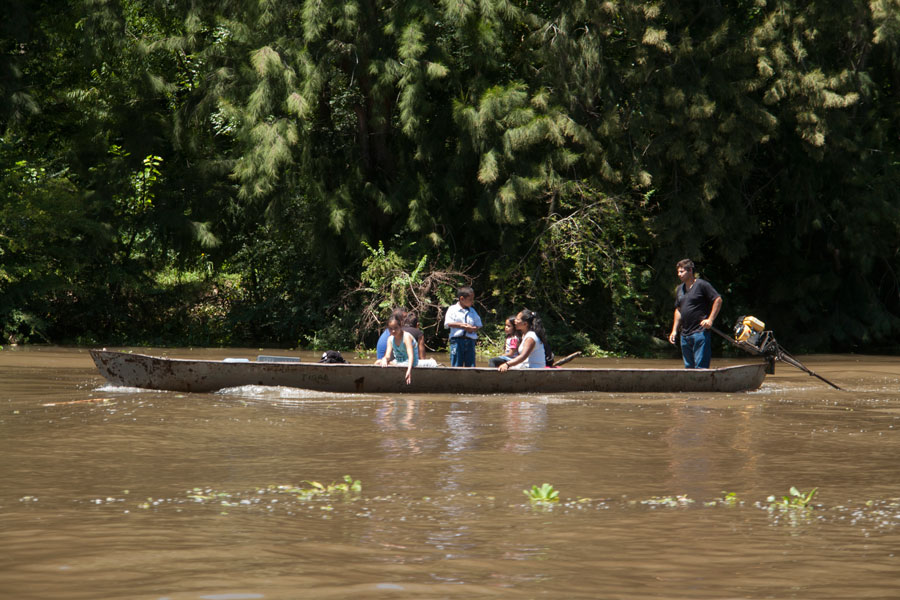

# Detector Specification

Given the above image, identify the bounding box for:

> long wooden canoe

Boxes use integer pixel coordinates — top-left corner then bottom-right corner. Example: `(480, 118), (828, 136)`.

(90, 350), (767, 394)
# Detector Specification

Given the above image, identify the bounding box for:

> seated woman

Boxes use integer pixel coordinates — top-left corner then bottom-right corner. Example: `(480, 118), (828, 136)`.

(376, 314), (419, 384)
(488, 316), (521, 368)
(497, 309), (547, 371)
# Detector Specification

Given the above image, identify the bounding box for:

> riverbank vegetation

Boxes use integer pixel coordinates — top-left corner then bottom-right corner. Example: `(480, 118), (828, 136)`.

(2, 0), (899, 354)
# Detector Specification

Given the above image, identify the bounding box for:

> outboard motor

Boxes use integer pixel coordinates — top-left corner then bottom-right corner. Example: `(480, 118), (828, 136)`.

(716, 316), (842, 390)
(734, 315), (765, 346)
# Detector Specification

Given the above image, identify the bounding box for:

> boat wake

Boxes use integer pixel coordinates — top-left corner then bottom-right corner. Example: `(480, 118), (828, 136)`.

(215, 384), (376, 402)
(95, 384), (158, 394)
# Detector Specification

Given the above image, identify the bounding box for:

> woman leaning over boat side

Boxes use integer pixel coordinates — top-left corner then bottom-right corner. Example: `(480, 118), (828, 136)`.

(497, 309), (547, 372)
(376, 315), (418, 385)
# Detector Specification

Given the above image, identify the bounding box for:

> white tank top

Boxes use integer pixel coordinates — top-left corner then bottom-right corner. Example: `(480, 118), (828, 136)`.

(516, 331), (546, 369)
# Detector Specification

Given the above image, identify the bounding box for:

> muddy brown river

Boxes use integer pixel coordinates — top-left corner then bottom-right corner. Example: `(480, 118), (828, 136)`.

(2, 347), (899, 599)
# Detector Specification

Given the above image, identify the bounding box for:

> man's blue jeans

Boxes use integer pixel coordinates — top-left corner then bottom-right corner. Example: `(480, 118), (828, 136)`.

(680, 330), (712, 369)
(449, 337), (476, 367)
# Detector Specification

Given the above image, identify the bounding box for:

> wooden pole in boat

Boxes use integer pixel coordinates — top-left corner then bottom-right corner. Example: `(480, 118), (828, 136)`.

(553, 351), (582, 367)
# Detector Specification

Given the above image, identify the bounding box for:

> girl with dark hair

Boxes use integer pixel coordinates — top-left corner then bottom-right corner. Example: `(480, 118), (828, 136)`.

(375, 307), (408, 362)
(376, 315), (419, 385)
(497, 309), (549, 371)
(488, 316), (521, 368)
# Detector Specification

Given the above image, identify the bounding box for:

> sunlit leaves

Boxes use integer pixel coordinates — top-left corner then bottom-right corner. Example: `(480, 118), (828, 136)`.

(3, 0), (900, 351)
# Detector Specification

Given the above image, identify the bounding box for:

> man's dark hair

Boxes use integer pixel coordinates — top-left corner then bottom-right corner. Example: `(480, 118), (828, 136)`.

(676, 259), (695, 271)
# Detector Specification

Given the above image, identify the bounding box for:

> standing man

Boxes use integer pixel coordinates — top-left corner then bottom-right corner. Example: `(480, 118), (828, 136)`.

(668, 259), (722, 369)
(444, 286), (482, 367)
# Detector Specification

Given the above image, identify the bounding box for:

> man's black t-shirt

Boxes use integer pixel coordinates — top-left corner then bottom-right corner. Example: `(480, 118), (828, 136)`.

(675, 278), (720, 336)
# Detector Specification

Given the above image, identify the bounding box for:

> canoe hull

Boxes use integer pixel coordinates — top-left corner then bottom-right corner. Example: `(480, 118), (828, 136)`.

(90, 350), (767, 394)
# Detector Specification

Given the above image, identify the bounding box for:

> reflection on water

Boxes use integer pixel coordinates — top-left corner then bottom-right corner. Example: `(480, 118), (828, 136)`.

(2, 347), (900, 599)
(502, 401), (547, 454)
(376, 399), (428, 456)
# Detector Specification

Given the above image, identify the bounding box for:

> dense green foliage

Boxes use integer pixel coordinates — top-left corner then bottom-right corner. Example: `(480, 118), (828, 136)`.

(2, 0), (899, 354)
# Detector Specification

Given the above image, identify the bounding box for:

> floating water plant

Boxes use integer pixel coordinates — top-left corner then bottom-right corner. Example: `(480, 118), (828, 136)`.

(187, 489), (234, 502)
(524, 483), (559, 505)
(134, 476), (365, 511)
(721, 491), (739, 505)
(297, 475), (362, 499)
(768, 486), (818, 510)
(640, 494), (694, 508)
(704, 492), (741, 507)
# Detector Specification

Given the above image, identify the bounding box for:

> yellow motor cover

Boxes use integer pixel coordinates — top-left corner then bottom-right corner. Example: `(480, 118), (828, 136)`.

(735, 316), (765, 342)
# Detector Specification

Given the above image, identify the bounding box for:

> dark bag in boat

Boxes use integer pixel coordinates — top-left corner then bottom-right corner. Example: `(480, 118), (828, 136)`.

(318, 350), (348, 364)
